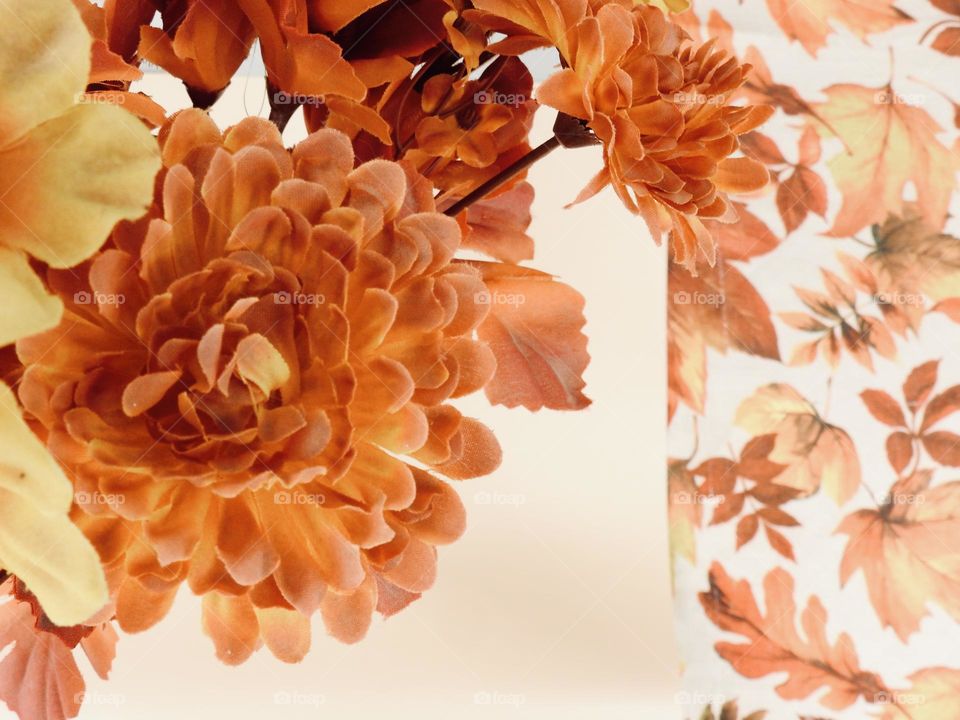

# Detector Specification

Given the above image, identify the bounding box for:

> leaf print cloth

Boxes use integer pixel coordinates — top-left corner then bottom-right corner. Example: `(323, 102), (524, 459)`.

(669, 1), (960, 717)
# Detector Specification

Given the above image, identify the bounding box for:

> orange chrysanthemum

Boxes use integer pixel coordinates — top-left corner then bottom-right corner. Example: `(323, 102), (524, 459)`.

(17, 109), (507, 660)
(99, 0), (451, 107)
(472, 1), (773, 268)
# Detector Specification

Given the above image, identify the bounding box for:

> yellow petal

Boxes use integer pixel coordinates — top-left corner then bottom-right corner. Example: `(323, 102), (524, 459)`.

(0, 246), (62, 346)
(0, 0), (89, 142)
(0, 382), (107, 625)
(0, 103), (160, 268)
(235, 334), (290, 396)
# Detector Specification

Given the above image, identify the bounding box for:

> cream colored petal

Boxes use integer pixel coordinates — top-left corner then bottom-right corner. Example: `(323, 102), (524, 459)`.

(0, 246), (62, 346)
(0, 0), (90, 142)
(235, 334), (290, 396)
(0, 103), (160, 268)
(0, 382), (107, 625)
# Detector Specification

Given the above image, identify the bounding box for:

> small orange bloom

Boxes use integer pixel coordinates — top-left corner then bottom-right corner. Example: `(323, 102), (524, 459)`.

(472, 1), (772, 268)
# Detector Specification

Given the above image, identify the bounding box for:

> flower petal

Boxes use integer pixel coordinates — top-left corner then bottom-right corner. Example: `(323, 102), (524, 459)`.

(0, 103), (160, 268)
(0, 382), (107, 626)
(0, 247), (62, 346)
(0, 0), (89, 142)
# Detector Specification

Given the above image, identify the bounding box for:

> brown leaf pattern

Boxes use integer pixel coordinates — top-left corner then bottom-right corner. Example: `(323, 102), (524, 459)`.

(671, 2), (960, 718)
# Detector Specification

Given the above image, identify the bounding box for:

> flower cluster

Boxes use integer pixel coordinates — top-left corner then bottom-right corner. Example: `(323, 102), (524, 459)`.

(0, 0), (771, 717)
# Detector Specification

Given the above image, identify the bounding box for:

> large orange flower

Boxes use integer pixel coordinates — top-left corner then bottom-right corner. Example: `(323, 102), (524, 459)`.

(16, 110), (517, 660)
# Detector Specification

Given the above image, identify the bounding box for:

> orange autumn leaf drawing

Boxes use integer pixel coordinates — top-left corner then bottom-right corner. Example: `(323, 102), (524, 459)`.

(923, 1), (960, 57)
(765, 0), (911, 56)
(867, 209), (960, 325)
(816, 84), (957, 238)
(776, 127), (829, 234)
(782, 252), (907, 370)
(690, 435), (799, 560)
(700, 563), (889, 710)
(838, 470), (960, 641)
(473, 262), (591, 411)
(735, 384), (861, 505)
(668, 260), (779, 418)
(742, 127), (828, 235)
(861, 360), (960, 471)
(668, 215), (780, 418)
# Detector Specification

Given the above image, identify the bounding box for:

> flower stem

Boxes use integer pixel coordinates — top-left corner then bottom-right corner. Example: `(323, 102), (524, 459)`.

(442, 134), (562, 216)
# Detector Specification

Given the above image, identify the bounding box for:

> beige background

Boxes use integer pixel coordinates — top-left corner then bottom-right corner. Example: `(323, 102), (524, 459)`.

(62, 75), (679, 720)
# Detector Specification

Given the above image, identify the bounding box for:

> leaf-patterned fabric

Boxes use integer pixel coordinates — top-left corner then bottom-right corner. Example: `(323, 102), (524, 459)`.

(669, 2), (960, 718)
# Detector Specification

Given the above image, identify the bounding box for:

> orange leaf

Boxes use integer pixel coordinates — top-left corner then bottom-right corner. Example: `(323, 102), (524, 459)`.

(922, 431), (960, 466)
(740, 131), (787, 165)
(757, 507), (800, 526)
(868, 211), (960, 310)
(669, 260), (780, 415)
(932, 26), (960, 56)
(860, 389), (907, 427)
(0, 594), (85, 720)
(904, 360), (940, 411)
(886, 431), (914, 474)
(474, 263), (590, 411)
(711, 492), (746, 525)
(817, 85), (955, 237)
(463, 182), (535, 264)
(736, 384), (860, 504)
(838, 473), (960, 640)
(921, 384), (960, 432)
(777, 167), (827, 233)
(766, 0), (911, 56)
(736, 514), (759, 548)
(877, 668), (960, 719)
(710, 202), (780, 261)
(700, 563), (886, 709)
(764, 524), (795, 560)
